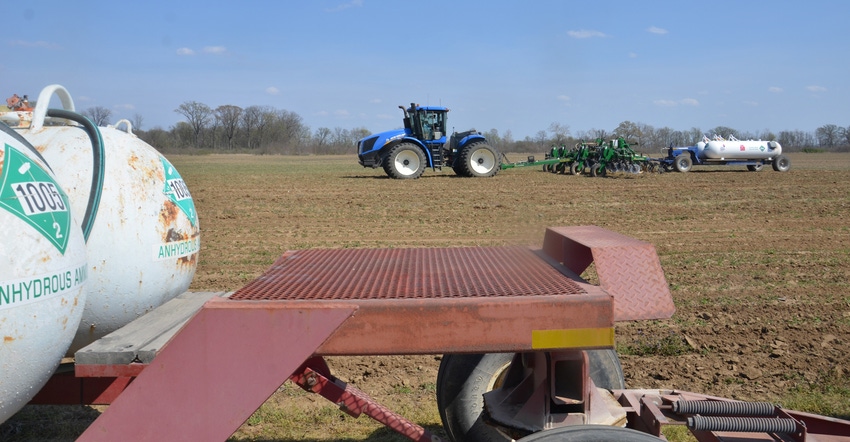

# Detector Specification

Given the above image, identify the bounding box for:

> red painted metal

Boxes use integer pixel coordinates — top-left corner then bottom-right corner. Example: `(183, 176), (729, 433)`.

(229, 246), (587, 301)
(543, 226), (675, 321)
(77, 301), (357, 442)
(291, 359), (443, 442)
(28, 371), (131, 405)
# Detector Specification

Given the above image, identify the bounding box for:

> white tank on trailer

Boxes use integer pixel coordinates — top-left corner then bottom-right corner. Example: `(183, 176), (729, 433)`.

(0, 124), (88, 423)
(703, 135), (782, 160)
(14, 85), (200, 353)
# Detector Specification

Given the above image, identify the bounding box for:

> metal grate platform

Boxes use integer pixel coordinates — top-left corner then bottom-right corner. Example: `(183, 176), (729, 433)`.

(230, 246), (587, 301)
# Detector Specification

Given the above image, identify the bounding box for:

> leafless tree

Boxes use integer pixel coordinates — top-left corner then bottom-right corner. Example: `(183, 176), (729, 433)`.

(816, 124), (841, 148)
(175, 101), (212, 147)
(215, 105), (242, 150)
(82, 106), (113, 126)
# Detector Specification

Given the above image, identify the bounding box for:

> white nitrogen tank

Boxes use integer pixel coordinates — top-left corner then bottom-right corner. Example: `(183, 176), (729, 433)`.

(703, 136), (782, 160)
(0, 123), (88, 423)
(16, 85), (200, 353)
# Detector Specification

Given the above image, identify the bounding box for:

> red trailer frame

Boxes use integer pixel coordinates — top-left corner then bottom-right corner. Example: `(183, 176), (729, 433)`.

(30, 226), (850, 441)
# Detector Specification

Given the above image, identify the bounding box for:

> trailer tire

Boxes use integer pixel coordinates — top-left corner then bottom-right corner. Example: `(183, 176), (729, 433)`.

(747, 164), (764, 172)
(674, 154), (692, 173)
(515, 425), (660, 441)
(383, 143), (426, 179)
(436, 351), (625, 442)
(458, 142), (500, 177)
(772, 154), (791, 172)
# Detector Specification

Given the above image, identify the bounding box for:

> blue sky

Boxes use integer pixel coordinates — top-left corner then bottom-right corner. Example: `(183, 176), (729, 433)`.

(5, 1), (848, 139)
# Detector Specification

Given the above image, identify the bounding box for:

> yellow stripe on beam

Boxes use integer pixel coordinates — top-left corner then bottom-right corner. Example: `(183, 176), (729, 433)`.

(532, 327), (615, 349)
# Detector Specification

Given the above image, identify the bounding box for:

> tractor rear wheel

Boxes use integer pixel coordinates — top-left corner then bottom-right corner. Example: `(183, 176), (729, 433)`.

(772, 154), (791, 172)
(674, 154), (692, 173)
(383, 143), (426, 179)
(458, 143), (500, 177)
(436, 350), (625, 442)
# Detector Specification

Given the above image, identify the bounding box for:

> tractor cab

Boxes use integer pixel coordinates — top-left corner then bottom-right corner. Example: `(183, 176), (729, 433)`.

(401, 103), (447, 144)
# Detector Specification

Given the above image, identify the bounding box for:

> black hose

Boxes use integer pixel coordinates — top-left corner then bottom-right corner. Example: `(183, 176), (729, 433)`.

(0, 122), (53, 171)
(45, 109), (105, 242)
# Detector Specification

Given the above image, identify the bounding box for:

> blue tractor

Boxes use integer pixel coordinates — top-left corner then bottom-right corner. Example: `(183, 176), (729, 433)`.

(357, 103), (501, 179)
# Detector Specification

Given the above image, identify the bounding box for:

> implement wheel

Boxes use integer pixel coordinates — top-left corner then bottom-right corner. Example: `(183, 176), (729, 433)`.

(589, 163), (606, 177)
(516, 425), (659, 441)
(747, 163), (764, 172)
(383, 143), (425, 179)
(569, 162), (582, 175)
(436, 351), (625, 442)
(459, 142), (500, 177)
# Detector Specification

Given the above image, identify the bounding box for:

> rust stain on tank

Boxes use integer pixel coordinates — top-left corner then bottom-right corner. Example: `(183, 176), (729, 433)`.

(127, 152), (141, 170)
(159, 200), (180, 230)
(4, 336), (14, 343)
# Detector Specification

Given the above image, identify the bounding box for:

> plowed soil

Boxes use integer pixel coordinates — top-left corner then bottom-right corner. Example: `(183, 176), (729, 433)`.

(3, 152), (848, 441)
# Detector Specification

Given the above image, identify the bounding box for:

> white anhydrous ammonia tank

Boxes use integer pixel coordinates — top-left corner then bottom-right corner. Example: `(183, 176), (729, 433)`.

(17, 85), (200, 353)
(703, 137), (782, 160)
(0, 124), (88, 423)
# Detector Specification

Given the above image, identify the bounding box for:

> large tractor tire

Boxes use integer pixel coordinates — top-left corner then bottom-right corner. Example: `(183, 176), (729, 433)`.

(383, 143), (426, 179)
(436, 350), (625, 442)
(772, 154), (791, 172)
(674, 154), (692, 173)
(457, 142), (500, 177)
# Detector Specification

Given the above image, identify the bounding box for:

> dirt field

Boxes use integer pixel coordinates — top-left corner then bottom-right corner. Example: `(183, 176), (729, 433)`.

(3, 152), (848, 440)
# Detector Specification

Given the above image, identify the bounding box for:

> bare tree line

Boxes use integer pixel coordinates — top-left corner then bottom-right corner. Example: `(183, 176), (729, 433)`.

(78, 103), (850, 155)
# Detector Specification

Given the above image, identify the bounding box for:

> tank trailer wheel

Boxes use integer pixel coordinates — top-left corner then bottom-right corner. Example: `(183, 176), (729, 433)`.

(515, 425), (660, 441)
(772, 154), (791, 172)
(460, 143), (500, 177)
(673, 154), (692, 173)
(436, 350), (625, 442)
(383, 143), (426, 179)
(747, 164), (764, 172)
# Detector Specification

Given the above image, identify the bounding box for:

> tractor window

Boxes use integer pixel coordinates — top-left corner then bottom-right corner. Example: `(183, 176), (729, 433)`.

(421, 111), (446, 141)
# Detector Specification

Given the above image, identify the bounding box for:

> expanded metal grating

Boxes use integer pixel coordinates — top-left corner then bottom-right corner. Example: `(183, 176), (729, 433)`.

(230, 246), (587, 301)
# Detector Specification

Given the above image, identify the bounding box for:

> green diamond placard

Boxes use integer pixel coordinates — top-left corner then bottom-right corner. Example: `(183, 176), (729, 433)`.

(0, 143), (72, 254)
(160, 157), (197, 226)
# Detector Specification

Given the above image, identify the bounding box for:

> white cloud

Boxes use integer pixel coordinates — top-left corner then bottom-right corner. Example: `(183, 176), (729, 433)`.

(628, 52), (638, 58)
(176, 47), (194, 56)
(325, 0), (363, 12)
(768, 86), (783, 93)
(266, 86), (280, 95)
(647, 26), (668, 35)
(567, 29), (606, 39)
(377, 113), (394, 119)
(654, 98), (699, 107)
(556, 95), (571, 102)
(370, 98), (382, 104)
(334, 109), (351, 118)
(806, 85), (826, 92)
(203, 46), (227, 55)
(9, 40), (61, 49)
(743, 101), (758, 107)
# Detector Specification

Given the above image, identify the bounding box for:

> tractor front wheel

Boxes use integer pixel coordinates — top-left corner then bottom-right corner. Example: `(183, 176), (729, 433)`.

(383, 143), (426, 179)
(458, 143), (500, 177)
